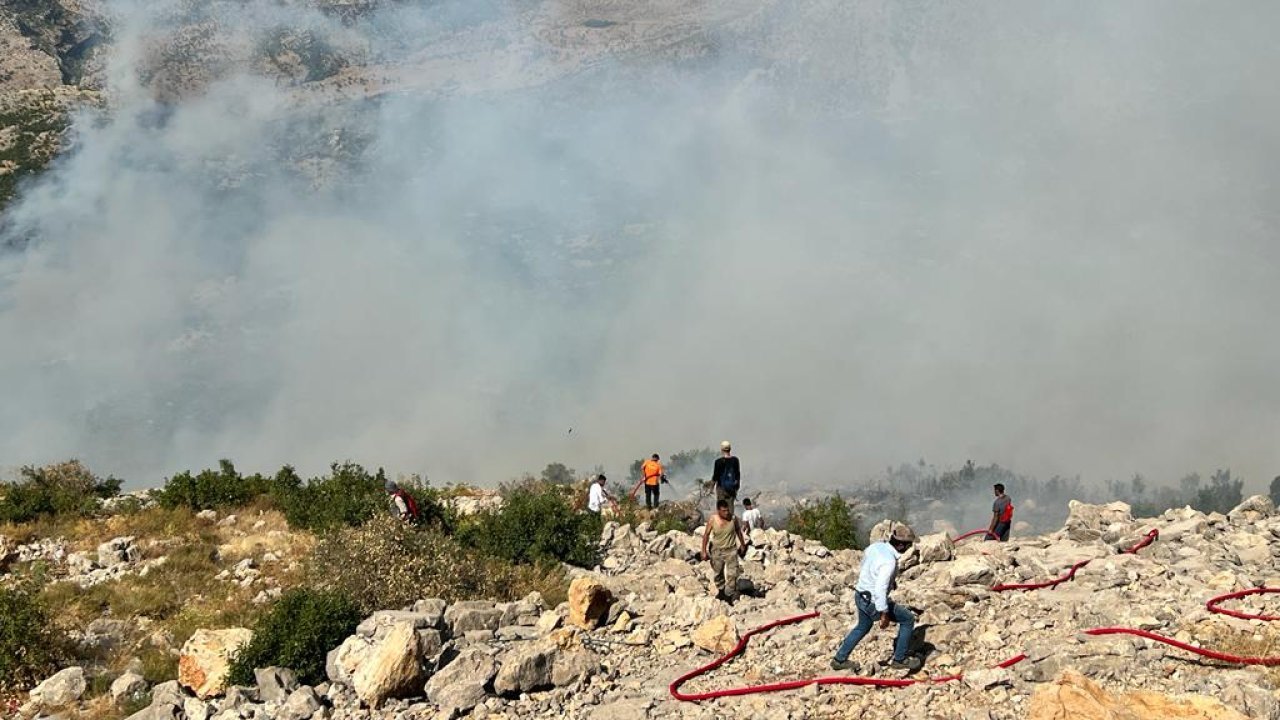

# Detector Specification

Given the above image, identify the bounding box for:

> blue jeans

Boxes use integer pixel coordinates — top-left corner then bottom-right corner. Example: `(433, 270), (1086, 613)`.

(992, 521), (1010, 541)
(834, 592), (915, 663)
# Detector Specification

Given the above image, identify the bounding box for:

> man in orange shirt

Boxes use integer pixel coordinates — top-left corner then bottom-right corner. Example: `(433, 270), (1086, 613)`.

(630, 453), (667, 509)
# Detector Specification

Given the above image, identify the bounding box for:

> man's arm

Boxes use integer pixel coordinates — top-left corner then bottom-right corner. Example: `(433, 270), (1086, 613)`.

(701, 522), (712, 561)
(735, 518), (747, 555)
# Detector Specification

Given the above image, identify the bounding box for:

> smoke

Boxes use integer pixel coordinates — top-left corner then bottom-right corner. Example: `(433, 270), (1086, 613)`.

(2, 0), (1278, 490)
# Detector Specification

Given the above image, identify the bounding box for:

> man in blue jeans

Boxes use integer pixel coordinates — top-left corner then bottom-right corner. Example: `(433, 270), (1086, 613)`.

(830, 523), (922, 673)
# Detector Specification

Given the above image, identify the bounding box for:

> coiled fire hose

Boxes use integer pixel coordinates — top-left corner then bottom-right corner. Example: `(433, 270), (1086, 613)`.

(671, 526), (1280, 701)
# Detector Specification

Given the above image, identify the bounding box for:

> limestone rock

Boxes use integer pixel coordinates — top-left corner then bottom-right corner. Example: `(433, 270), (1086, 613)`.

(494, 641), (557, 695)
(178, 628), (253, 699)
(326, 634), (373, 686)
(426, 647), (496, 715)
(947, 555), (998, 587)
(551, 649), (600, 687)
(1228, 495), (1274, 521)
(111, 672), (148, 702)
(445, 601), (504, 636)
(691, 615), (739, 655)
(1026, 670), (1249, 720)
(352, 621), (425, 707)
(1064, 501), (1134, 542)
(567, 577), (612, 630)
(29, 666), (86, 709)
(279, 686), (322, 720)
(254, 666), (298, 703)
(917, 532), (955, 564)
(357, 609), (445, 639)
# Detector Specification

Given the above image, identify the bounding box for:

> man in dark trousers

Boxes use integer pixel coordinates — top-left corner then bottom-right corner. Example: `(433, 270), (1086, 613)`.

(711, 440), (741, 508)
(987, 483), (1013, 542)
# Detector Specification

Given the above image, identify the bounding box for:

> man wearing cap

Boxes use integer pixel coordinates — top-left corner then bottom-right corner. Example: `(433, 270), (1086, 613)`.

(711, 441), (742, 508)
(830, 523), (922, 673)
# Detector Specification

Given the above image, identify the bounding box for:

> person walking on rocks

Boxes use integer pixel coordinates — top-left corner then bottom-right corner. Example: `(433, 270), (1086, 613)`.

(630, 453), (667, 509)
(988, 483), (1013, 542)
(701, 499), (748, 604)
(711, 440), (742, 508)
(831, 523), (921, 673)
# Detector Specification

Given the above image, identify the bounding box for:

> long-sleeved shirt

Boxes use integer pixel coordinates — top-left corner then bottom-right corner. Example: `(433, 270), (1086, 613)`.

(588, 483), (607, 512)
(854, 541), (900, 613)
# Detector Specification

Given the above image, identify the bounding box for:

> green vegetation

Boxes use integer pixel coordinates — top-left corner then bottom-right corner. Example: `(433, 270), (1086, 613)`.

(227, 588), (361, 686)
(0, 460), (121, 524)
(785, 494), (862, 551)
(0, 583), (67, 693)
(154, 459), (282, 511)
(0, 98), (70, 213)
(457, 479), (600, 567)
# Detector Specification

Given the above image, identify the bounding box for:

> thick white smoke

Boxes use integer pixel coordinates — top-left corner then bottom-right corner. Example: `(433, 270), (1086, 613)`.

(1, 0), (1278, 490)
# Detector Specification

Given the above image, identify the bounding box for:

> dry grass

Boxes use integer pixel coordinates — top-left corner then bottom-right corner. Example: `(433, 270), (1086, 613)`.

(1196, 620), (1280, 685)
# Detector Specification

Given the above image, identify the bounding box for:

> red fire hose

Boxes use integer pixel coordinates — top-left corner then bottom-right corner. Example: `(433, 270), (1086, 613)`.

(668, 610), (1030, 701)
(671, 526), (1280, 701)
(953, 528), (995, 543)
(990, 529), (1160, 592)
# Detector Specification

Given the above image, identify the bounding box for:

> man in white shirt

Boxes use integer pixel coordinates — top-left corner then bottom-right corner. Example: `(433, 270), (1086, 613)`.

(830, 523), (922, 672)
(587, 474), (616, 514)
(741, 498), (763, 532)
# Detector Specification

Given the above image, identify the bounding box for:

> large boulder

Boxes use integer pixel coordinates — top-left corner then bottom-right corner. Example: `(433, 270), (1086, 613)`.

(551, 649), (600, 687)
(352, 621), (425, 707)
(279, 686), (323, 720)
(493, 641), (558, 695)
(357, 609), (444, 639)
(444, 601), (504, 636)
(916, 532), (955, 565)
(567, 577), (612, 630)
(28, 666), (87, 709)
(426, 648), (497, 715)
(1027, 670), (1248, 720)
(254, 667), (298, 703)
(1228, 495), (1275, 522)
(946, 555), (998, 587)
(691, 615), (740, 655)
(326, 634), (374, 686)
(1063, 501), (1134, 543)
(178, 628), (253, 699)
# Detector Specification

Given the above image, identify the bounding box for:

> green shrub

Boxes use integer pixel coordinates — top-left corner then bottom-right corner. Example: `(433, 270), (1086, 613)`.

(0, 460), (121, 524)
(0, 584), (67, 692)
(457, 480), (600, 567)
(785, 494), (862, 551)
(227, 589), (361, 686)
(277, 462), (379, 531)
(310, 516), (559, 613)
(154, 459), (279, 511)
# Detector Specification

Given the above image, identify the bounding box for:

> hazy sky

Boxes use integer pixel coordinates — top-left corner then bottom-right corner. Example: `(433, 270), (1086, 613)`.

(1, 0), (1277, 491)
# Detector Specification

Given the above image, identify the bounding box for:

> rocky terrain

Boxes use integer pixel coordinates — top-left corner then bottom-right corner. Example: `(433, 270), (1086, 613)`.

(9, 494), (1280, 720)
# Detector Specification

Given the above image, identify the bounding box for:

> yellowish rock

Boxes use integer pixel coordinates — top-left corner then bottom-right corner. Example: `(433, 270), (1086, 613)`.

(178, 628), (253, 699)
(352, 622), (425, 707)
(567, 577), (612, 630)
(691, 615), (740, 655)
(1026, 670), (1248, 720)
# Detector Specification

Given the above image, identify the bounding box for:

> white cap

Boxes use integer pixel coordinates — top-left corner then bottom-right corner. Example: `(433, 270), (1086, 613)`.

(720, 440), (732, 450)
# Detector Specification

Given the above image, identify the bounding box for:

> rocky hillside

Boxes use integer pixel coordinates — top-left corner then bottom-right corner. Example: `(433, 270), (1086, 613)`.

(9, 494), (1280, 720)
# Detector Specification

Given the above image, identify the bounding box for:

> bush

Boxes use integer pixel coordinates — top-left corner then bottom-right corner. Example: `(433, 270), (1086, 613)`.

(227, 589), (361, 686)
(154, 460), (279, 511)
(785, 494), (862, 551)
(0, 460), (121, 524)
(310, 516), (561, 613)
(277, 464), (451, 533)
(0, 584), (67, 692)
(456, 480), (600, 567)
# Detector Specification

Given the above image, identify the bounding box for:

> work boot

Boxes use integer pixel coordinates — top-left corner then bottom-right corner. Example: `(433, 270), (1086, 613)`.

(829, 659), (860, 673)
(888, 656), (923, 672)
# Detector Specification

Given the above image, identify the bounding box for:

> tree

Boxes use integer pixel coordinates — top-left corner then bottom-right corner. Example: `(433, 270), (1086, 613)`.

(540, 463), (576, 486)
(1193, 469), (1242, 515)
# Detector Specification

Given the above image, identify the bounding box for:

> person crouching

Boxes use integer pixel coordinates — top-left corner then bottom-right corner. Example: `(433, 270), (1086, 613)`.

(830, 523), (922, 672)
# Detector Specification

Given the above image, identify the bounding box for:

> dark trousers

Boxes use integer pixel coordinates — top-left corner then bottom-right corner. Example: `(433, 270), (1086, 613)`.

(644, 484), (660, 508)
(993, 521), (1010, 541)
(715, 485), (737, 507)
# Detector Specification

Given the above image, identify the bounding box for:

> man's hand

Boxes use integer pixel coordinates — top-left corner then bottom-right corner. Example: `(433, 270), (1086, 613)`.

(737, 544), (747, 558)
(701, 551), (710, 563)
(879, 613), (891, 630)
